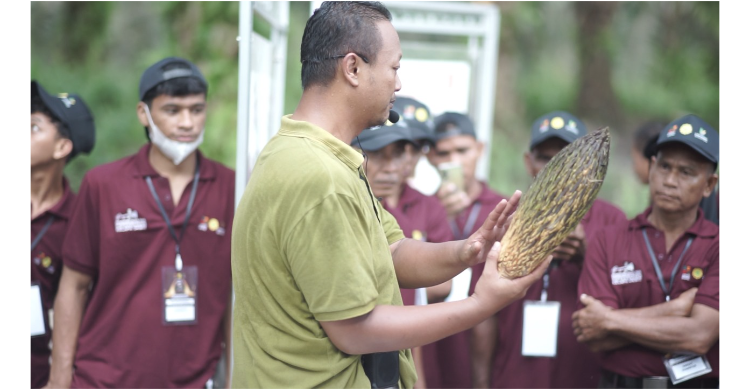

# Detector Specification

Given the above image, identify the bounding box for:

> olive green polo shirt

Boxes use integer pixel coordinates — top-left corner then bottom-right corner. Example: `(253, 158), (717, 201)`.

(231, 115), (417, 389)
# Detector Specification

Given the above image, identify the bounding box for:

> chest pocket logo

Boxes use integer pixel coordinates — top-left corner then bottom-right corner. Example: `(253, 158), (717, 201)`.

(197, 216), (226, 236)
(33, 252), (55, 274)
(611, 261), (643, 285)
(115, 208), (148, 232)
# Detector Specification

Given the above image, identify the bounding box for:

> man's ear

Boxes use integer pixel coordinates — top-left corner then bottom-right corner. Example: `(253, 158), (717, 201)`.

(476, 140), (485, 157)
(341, 53), (362, 87)
(136, 102), (150, 127)
(704, 173), (718, 198)
(53, 137), (74, 161)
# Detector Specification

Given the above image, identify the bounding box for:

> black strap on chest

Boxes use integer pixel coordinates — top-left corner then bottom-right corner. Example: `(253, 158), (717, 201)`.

(31, 216), (56, 252)
(449, 202), (481, 240)
(641, 228), (694, 302)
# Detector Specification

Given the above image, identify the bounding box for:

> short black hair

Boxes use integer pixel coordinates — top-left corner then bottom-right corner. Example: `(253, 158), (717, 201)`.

(140, 63), (208, 140)
(633, 120), (667, 159)
(31, 95), (71, 140)
(300, 1), (392, 89)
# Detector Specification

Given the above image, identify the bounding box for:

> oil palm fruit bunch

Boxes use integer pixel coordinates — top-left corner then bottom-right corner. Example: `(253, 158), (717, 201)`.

(497, 127), (610, 278)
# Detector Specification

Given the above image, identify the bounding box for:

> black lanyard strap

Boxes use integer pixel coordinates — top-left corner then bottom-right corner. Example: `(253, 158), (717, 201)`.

(31, 216), (56, 252)
(641, 228), (694, 302)
(145, 157), (201, 264)
(449, 202), (482, 240)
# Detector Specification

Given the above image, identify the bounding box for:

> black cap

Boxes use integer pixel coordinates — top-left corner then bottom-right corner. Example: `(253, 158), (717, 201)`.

(433, 112), (476, 142)
(655, 114), (719, 164)
(32, 80), (96, 160)
(392, 96), (434, 143)
(353, 119), (417, 151)
(139, 57), (207, 101)
(529, 111), (587, 150)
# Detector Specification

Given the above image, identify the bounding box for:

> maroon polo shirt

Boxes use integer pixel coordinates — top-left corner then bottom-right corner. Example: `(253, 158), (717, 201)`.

(467, 198), (626, 389)
(577, 207), (719, 379)
(422, 181), (506, 389)
(31, 177), (76, 389)
(62, 145), (235, 388)
(382, 184), (454, 305)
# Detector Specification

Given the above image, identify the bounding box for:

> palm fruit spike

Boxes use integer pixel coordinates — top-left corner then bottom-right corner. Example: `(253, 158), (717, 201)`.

(497, 127), (610, 279)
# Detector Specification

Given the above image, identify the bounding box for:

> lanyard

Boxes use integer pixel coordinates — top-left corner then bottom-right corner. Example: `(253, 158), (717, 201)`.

(449, 202), (482, 240)
(641, 228), (694, 302)
(145, 158), (200, 271)
(539, 259), (560, 302)
(359, 168), (381, 223)
(31, 216), (55, 252)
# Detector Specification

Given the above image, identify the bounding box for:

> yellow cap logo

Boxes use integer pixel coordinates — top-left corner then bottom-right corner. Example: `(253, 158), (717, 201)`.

(415, 108), (429, 122)
(691, 268), (703, 280)
(551, 117), (564, 130)
(208, 218), (220, 231)
(679, 123), (693, 135)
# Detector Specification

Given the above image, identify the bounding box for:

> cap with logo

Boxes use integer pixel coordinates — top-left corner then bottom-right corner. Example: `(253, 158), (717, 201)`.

(139, 57), (207, 101)
(529, 111), (587, 150)
(32, 80), (96, 160)
(392, 96), (434, 145)
(655, 114), (719, 164)
(353, 118), (417, 152)
(433, 112), (476, 142)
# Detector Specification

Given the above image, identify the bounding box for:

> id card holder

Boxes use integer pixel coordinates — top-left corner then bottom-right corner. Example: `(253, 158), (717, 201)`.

(31, 282), (46, 337)
(162, 266), (198, 325)
(521, 300), (560, 357)
(663, 353), (712, 385)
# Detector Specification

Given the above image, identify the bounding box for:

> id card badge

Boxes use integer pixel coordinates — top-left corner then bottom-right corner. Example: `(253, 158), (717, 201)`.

(521, 300), (560, 357)
(31, 282), (46, 337)
(162, 266), (198, 325)
(663, 353), (712, 385)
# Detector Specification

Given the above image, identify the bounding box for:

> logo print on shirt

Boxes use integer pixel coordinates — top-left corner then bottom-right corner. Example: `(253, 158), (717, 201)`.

(197, 216), (225, 236)
(691, 268), (704, 280)
(115, 208), (148, 232)
(611, 261), (643, 285)
(681, 265), (692, 281)
(33, 252), (55, 274)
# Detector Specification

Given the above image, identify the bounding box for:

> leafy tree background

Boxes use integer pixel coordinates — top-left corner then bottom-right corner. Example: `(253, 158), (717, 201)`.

(31, 1), (719, 218)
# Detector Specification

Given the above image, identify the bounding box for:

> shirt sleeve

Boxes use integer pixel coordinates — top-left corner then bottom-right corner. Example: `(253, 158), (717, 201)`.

(379, 202), (405, 245)
(285, 193), (384, 322)
(578, 228), (620, 310)
(693, 238), (719, 311)
(61, 173), (100, 277)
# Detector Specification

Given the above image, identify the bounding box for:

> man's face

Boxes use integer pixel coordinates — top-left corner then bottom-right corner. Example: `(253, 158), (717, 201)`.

(649, 143), (717, 213)
(138, 93), (206, 142)
(524, 137), (569, 178)
(364, 141), (410, 199)
(363, 20), (402, 128)
(31, 112), (70, 168)
(428, 133), (483, 190)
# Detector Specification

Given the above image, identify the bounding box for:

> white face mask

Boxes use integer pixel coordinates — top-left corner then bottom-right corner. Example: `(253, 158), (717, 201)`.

(143, 104), (204, 165)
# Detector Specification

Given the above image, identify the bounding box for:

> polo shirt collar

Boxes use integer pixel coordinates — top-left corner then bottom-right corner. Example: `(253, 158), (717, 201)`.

(132, 144), (217, 180)
(630, 206), (718, 239)
(278, 115), (365, 171)
(38, 176), (74, 221)
(398, 185), (422, 209)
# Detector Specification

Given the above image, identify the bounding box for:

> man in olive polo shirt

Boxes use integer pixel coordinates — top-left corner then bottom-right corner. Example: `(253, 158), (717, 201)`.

(230, 2), (551, 389)
(574, 114), (719, 388)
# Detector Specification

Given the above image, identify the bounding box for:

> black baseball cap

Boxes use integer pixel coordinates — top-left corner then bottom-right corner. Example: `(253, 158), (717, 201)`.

(392, 96), (434, 144)
(655, 114), (719, 164)
(32, 80), (96, 160)
(353, 118), (416, 152)
(139, 57), (207, 101)
(529, 111), (587, 150)
(433, 112), (476, 142)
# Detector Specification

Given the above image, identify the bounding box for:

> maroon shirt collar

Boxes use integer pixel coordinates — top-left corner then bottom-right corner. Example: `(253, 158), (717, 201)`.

(132, 144), (217, 181)
(630, 206), (718, 239)
(397, 184), (423, 210)
(33, 176), (75, 222)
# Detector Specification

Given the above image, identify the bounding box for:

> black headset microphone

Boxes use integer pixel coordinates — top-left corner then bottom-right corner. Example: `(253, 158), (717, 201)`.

(388, 110), (400, 124)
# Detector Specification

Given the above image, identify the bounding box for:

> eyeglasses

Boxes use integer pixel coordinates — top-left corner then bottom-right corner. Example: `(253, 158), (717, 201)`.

(302, 52), (370, 64)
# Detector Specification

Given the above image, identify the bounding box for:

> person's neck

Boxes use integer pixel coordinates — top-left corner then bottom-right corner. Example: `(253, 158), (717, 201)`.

(148, 143), (197, 180)
(31, 163), (65, 220)
(466, 178), (483, 203)
(291, 87), (364, 144)
(647, 206), (698, 251)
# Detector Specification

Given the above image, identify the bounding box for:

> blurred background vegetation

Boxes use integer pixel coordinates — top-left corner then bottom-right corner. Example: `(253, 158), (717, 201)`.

(31, 1), (718, 218)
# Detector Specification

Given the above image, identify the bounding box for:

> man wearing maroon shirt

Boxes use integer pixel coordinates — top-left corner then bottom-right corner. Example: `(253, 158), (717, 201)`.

(424, 112), (508, 389)
(574, 114), (719, 389)
(469, 111), (627, 388)
(46, 57), (235, 389)
(31, 81), (95, 389)
(353, 101), (454, 388)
